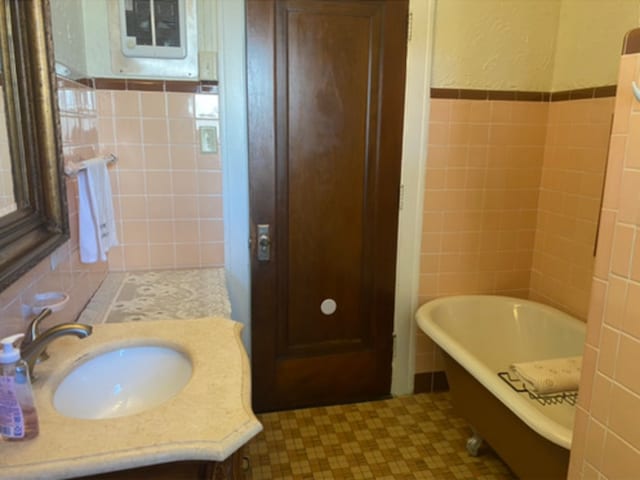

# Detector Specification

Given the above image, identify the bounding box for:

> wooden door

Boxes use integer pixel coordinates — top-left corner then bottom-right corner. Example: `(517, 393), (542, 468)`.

(248, 0), (408, 412)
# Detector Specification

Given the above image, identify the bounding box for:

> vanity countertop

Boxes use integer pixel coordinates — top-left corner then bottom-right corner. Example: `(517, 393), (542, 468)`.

(0, 317), (262, 480)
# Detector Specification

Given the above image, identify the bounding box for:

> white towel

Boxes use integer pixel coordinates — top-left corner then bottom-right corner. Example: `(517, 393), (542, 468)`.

(78, 162), (118, 263)
(510, 356), (582, 395)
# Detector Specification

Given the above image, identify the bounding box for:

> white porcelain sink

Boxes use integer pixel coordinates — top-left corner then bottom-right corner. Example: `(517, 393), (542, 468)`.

(53, 346), (192, 420)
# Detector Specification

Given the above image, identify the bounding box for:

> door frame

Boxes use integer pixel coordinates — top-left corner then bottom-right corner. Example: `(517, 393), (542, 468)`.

(217, 0), (252, 349)
(391, 0), (437, 394)
(217, 0), (436, 396)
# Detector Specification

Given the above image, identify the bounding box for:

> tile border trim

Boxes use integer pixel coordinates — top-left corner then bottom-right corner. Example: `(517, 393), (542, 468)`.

(431, 88), (549, 102)
(79, 77), (614, 101)
(414, 371), (449, 394)
(550, 85), (617, 101)
(90, 78), (218, 94)
(623, 27), (640, 55)
(431, 85), (617, 102)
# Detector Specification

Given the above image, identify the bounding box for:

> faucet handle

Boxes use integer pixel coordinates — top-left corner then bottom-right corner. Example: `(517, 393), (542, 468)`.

(23, 308), (53, 361)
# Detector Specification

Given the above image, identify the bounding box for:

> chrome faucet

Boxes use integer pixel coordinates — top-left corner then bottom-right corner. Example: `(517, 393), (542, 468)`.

(20, 309), (92, 377)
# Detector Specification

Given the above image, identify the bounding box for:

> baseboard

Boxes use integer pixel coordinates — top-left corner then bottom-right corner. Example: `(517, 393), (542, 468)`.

(414, 371), (449, 394)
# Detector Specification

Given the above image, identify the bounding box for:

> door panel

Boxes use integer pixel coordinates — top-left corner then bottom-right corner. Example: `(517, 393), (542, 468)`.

(248, 0), (408, 412)
(284, 2), (378, 349)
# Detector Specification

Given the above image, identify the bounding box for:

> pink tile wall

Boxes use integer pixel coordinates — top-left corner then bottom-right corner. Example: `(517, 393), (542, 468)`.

(96, 90), (224, 271)
(530, 98), (614, 320)
(0, 77), (107, 338)
(568, 53), (640, 478)
(417, 95), (613, 375)
(416, 98), (548, 372)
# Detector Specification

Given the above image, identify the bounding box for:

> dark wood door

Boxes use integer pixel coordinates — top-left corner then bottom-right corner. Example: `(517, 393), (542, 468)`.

(248, 0), (408, 412)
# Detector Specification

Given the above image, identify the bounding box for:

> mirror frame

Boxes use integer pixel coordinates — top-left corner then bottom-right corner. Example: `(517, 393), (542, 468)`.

(0, 0), (68, 292)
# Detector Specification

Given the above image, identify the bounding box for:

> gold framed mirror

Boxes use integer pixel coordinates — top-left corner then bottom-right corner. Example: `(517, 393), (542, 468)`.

(0, 0), (68, 291)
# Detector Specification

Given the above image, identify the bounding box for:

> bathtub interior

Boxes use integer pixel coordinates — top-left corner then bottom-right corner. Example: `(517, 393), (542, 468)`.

(427, 296), (586, 372)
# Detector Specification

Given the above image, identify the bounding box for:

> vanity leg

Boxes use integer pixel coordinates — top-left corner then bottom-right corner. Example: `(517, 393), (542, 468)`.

(202, 448), (245, 479)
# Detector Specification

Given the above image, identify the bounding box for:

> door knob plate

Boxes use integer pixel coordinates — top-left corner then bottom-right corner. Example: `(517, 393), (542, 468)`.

(257, 224), (271, 261)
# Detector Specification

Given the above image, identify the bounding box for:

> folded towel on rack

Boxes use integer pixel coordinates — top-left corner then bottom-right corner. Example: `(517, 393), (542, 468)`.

(78, 161), (118, 263)
(510, 356), (582, 395)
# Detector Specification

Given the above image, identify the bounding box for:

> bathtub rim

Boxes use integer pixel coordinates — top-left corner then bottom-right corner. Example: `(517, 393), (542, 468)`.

(415, 294), (586, 450)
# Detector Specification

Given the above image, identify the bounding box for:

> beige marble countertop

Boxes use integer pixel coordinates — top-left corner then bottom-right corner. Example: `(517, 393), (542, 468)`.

(0, 317), (262, 479)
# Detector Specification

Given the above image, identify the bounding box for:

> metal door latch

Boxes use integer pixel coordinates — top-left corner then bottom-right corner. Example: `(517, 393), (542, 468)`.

(257, 224), (271, 261)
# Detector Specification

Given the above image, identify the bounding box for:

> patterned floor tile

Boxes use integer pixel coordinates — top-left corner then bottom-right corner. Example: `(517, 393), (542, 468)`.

(245, 393), (515, 479)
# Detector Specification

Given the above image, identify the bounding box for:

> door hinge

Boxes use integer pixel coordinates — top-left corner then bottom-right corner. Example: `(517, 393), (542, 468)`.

(407, 12), (413, 42)
(398, 184), (405, 211)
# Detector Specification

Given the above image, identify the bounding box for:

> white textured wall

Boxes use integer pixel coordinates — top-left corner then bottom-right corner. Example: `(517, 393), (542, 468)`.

(431, 0), (561, 90)
(551, 0), (640, 90)
(50, 0), (88, 76)
(431, 0), (640, 92)
(81, 0), (111, 78)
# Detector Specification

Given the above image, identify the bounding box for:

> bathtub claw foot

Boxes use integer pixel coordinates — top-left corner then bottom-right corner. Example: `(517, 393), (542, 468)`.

(466, 433), (484, 457)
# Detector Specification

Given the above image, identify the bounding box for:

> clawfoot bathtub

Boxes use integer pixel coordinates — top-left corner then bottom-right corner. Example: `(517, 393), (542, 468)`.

(416, 295), (585, 480)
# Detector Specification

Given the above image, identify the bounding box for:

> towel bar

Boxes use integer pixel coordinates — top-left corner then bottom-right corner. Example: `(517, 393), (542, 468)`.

(64, 154), (117, 177)
(633, 81), (640, 102)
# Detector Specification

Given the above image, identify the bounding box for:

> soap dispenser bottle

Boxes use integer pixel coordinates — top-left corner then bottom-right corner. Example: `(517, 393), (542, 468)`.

(0, 334), (39, 440)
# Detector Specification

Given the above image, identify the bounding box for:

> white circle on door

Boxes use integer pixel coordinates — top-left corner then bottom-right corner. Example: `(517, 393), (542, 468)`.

(320, 299), (337, 315)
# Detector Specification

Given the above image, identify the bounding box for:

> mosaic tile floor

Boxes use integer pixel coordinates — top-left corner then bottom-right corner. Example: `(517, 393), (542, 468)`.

(245, 393), (515, 479)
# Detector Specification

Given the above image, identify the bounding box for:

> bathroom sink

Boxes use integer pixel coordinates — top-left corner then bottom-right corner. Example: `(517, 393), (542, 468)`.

(53, 346), (192, 420)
